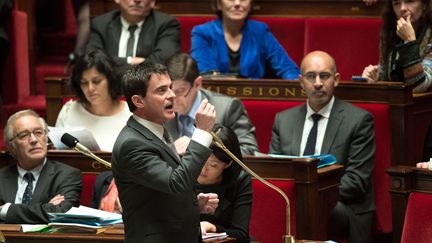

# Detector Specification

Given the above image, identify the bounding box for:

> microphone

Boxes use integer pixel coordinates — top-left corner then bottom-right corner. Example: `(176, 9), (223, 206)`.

(211, 131), (295, 243)
(60, 133), (111, 168)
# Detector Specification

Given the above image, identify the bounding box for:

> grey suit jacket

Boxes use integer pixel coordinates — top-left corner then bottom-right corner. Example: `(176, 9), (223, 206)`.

(0, 159), (82, 224)
(86, 9), (180, 67)
(166, 89), (258, 155)
(270, 98), (375, 214)
(112, 116), (212, 243)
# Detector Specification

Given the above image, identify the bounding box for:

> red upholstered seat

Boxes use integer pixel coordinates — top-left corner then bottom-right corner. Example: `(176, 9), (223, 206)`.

(81, 172), (98, 207)
(250, 178), (296, 243)
(177, 16), (215, 53)
(1, 9), (45, 124)
(242, 100), (303, 153)
(253, 17), (305, 66)
(353, 103), (392, 234)
(400, 192), (432, 243)
(304, 18), (382, 80)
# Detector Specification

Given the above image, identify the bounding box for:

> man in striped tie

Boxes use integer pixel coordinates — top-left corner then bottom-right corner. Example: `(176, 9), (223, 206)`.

(0, 109), (82, 224)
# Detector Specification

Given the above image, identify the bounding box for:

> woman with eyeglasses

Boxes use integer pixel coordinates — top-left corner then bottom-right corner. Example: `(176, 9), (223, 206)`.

(362, 0), (432, 93)
(55, 50), (131, 152)
(191, 0), (300, 80)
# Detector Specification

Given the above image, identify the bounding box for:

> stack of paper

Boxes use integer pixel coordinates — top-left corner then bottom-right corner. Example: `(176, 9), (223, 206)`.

(202, 232), (228, 242)
(48, 205), (123, 229)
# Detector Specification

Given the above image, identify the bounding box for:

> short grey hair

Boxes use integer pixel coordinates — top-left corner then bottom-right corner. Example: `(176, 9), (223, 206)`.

(4, 109), (48, 148)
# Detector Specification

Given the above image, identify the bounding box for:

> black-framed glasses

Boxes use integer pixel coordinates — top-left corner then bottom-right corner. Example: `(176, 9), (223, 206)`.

(9, 129), (47, 142)
(302, 72), (334, 82)
(173, 86), (193, 98)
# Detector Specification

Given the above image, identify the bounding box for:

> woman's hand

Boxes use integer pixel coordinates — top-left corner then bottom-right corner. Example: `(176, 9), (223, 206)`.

(416, 161), (431, 169)
(396, 15), (416, 42)
(200, 221), (217, 234)
(362, 65), (379, 83)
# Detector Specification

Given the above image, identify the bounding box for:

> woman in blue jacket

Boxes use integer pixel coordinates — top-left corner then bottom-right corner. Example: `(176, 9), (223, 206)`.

(191, 0), (300, 80)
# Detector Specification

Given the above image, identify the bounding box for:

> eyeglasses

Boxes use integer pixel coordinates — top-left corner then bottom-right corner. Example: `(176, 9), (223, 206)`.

(302, 72), (334, 82)
(173, 86), (193, 98)
(10, 128), (47, 142)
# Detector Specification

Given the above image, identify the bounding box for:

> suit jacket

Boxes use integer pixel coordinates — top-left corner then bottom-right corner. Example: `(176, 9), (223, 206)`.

(269, 98), (375, 214)
(0, 159), (82, 224)
(112, 116), (212, 243)
(86, 9), (180, 67)
(166, 89), (258, 155)
(196, 171), (252, 243)
(191, 18), (300, 79)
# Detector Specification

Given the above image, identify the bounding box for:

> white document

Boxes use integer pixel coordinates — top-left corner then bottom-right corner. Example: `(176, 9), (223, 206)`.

(48, 126), (100, 151)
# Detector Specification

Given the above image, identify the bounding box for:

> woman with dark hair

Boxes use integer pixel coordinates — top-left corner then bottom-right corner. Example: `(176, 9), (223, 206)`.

(191, 0), (299, 80)
(196, 124), (252, 242)
(362, 0), (432, 93)
(55, 50), (131, 151)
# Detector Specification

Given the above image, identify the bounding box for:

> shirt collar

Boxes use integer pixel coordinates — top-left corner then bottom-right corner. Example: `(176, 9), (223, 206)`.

(187, 90), (202, 120)
(17, 158), (47, 181)
(306, 96), (335, 119)
(132, 114), (165, 141)
(120, 16), (144, 31)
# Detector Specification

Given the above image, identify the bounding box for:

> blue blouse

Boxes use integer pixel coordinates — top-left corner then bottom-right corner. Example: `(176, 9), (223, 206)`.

(191, 18), (300, 80)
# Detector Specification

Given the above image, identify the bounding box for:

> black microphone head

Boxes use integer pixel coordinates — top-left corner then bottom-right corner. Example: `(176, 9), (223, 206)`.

(61, 133), (79, 148)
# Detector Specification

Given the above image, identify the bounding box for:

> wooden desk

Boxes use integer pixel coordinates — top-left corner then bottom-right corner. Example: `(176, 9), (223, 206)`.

(387, 166), (432, 243)
(0, 226), (236, 243)
(0, 150), (343, 241)
(45, 77), (432, 166)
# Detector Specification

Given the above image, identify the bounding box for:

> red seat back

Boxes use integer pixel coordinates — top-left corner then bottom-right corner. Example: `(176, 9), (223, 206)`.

(81, 172), (98, 207)
(401, 192), (432, 243)
(304, 18), (382, 80)
(250, 178), (296, 243)
(177, 16), (215, 53)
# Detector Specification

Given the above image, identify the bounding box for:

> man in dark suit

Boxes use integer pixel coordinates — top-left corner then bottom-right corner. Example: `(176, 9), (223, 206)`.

(112, 60), (217, 243)
(270, 51), (375, 243)
(0, 110), (82, 224)
(86, 0), (180, 67)
(165, 53), (258, 156)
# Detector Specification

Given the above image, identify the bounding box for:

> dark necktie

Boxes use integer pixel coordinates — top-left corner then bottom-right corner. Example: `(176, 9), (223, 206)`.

(179, 115), (193, 137)
(126, 25), (138, 57)
(303, 113), (322, 155)
(22, 172), (34, 205)
(163, 127), (180, 160)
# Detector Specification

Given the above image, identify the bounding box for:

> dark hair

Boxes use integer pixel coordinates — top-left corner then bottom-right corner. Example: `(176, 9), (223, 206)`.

(166, 53), (199, 85)
(210, 124), (243, 185)
(70, 50), (121, 104)
(381, 0), (432, 60)
(121, 60), (169, 112)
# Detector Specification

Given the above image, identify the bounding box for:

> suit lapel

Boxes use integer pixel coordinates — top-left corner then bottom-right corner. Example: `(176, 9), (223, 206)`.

(292, 105), (306, 155)
(31, 161), (54, 203)
(128, 118), (180, 164)
(108, 15), (122, 56)
(322, 99), (344, 154)
(3, 166), (18, 202)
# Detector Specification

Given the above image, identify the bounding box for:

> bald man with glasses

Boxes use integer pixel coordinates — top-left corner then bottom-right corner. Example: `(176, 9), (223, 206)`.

(0, 109), (82, 224)
(269, 51), (376, 243)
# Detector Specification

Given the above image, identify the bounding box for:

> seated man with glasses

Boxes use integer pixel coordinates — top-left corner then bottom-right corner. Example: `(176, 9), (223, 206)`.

(0, 109), (82, 224)
(165, 53), (258, 156)
(269, 51), (376, 243)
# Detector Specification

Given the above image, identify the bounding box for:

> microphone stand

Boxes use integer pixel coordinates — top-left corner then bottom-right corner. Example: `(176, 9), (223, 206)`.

(72, 147), (111, 168)
(210, 132), (295, 243)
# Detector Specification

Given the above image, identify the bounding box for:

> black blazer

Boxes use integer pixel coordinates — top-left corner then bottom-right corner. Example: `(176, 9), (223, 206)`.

(86, 9), (180, 67)
(112, 117), (212, 243)
(0, 159), (82, 224)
